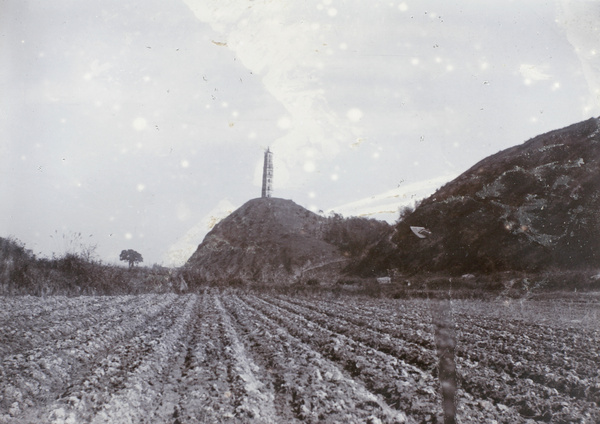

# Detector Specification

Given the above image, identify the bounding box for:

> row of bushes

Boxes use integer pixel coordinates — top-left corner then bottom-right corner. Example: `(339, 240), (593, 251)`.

(4, 236), (599, 298)
(323, 213), (391, 257)
(0, 237), (185, 296)
(195, 270), (600, 300)
(378, 270), (600, 300)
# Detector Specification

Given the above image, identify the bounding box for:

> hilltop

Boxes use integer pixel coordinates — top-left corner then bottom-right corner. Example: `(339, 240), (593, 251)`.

(354, 117), (600, 276)
(184, 197), (389, 285)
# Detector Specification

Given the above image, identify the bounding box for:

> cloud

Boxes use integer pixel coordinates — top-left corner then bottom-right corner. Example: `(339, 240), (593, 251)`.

(519, 64), (551, 83)
(183, 0), (357, 189)
(326, 174), (456, 223)
(162, 198), (235, 266)
(557, 0), (600, 114)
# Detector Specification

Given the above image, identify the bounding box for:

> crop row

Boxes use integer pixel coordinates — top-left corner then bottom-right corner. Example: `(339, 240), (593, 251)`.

(222, 294), (408, 423)
(1, 292), (598, 424)
(259, 294), (600, 423)
(242, 294), (451, 423)
(0, 296), (140, 359)
(267, 295), (438, 372)
(0, 294), (189, 422)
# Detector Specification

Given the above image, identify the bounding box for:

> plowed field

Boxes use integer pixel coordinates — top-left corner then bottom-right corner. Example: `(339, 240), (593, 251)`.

(1, 291), (598, 423)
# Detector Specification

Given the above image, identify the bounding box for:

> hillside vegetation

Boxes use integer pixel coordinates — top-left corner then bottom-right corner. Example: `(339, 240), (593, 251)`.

(6, 117), (600, 295)
(0, 236), (178, 296)
(184, 198), (390, 286)
(354, 117), (600, 276)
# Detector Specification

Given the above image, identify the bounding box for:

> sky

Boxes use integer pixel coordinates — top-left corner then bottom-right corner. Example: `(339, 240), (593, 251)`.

(1, 0), (599, 267)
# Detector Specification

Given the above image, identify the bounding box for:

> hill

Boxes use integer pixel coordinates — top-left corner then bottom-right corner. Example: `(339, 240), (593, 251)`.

(354, 117), (600, 275)
(184, 197), (389, 284)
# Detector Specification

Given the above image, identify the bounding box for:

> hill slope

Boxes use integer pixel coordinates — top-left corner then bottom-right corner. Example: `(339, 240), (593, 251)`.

(355, 117), (600, 275)
(185, 198), (348, 284)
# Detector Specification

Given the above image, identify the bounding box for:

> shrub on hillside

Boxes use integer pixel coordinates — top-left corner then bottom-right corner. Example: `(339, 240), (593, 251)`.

(360, 279), (382, 298)
(324, 213), (391, 257)
(0, 236), (177, 296)
(335, 278), (360, 286)
(227, 277), (246, 288)
(0, 237), (37, 295)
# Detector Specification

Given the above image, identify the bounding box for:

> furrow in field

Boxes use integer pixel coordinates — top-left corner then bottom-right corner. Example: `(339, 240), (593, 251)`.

(313, 295), (600, 420)
(306, 296), (436, 337)
(242, 294), (445, 423)
(87, 294), (199, 424)
(222, 293), (408, 424)
(0, 294), (184, 422)
(0, 296), (139, 359)
(165, 290), (280, 423)
(264, 295), (438, 372)
(462, 320), (600, 377)
(454, 308), (600, 366)
(275, 295), (436, 349)
(453, 327), (600, 413)
(433, 301), (600, 412)
(265, 295), (591, 423)
(211, 293), (281, 423)
(167, 291), (240, 423)
(2, 292), (598, 424)
(431, 302), (600, 422)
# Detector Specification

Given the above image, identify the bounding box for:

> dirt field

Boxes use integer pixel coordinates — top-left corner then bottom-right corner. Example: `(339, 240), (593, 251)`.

(0, 291), (598, 423)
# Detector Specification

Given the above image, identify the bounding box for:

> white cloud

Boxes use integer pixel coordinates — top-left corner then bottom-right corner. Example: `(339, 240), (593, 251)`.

(163, 199), (235, 267)
(327, 174), (456, 223)
(347, 108), (363, 122)
(183, 0), (357, 189)
(519, 64), (551, 83)
(277, 116), (293, 130)
(557, 0), (600, 114)
(303, 161), (316, 172)
(176, 202), (192, 221)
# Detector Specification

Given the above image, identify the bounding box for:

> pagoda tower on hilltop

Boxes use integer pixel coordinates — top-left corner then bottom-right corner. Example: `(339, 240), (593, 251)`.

(261, 147), (273, 198)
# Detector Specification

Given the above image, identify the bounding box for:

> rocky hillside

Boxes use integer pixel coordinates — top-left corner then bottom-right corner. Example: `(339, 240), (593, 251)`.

(185, 198), (390, 284)
(355, 117), (600, 275)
